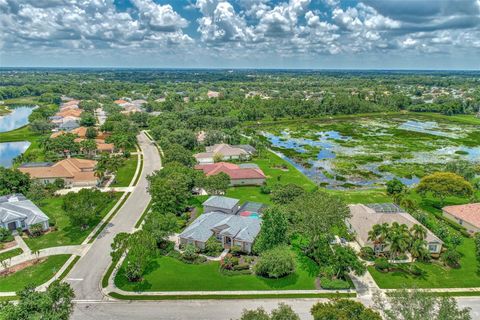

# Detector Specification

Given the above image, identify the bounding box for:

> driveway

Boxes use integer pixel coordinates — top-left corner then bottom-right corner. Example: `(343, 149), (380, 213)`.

(65, 132), (161, 300)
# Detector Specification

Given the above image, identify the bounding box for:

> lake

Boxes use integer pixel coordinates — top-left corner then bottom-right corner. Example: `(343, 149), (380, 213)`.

(0, 141), (31, 168)
(0, 106), (35, 132)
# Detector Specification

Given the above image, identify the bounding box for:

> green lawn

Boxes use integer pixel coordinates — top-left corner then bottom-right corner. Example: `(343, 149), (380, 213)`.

(225, 149), (392, 205)
(111, 156), (138, 187)
(24, 194), (121, 251)
(0, 248), (23, 261)
(116, 250), (319, 292)
(0, 255), (70, 292)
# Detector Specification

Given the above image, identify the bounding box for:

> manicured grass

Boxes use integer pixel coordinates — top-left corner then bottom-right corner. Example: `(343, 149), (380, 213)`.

(24, 193), (121, 251)
(0, 248), (23, 261)
(57, 256), (80, 281)
(109, 292), (355, 300)
(132, 154), (144, 186)
(134, 199), (152, 228)
(0, 255), (70, 292)
(111, 156), (138, 187)
(326, 189), (392, 204)
(115, 250), (319, 292)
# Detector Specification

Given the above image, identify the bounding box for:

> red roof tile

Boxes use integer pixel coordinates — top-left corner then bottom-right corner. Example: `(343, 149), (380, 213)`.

(443, 203), (480, 228)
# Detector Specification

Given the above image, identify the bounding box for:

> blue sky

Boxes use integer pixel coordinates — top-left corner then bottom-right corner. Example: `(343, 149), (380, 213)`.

(1, 0), (479, 69)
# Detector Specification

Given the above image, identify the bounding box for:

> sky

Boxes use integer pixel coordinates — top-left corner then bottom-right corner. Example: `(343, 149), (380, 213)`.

(1, 0), (479, 69)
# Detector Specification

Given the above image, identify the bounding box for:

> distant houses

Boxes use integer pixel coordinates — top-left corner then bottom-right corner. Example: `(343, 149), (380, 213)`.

(50, 100), (83, 129)
(194, 143), (256, 164)
(442, 203), (480, 233)
(347, 203), (443, 256)
(195, 162), (266, 186)
(19, 158), (98, 187)
(50, 126), (115, 155)
(0, 194), (49, 232)
(114, 98), (146, 114)
(178, 196), (264, 253)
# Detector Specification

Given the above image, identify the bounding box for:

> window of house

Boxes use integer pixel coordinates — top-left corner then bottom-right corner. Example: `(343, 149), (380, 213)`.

(428, 244), (437, 252)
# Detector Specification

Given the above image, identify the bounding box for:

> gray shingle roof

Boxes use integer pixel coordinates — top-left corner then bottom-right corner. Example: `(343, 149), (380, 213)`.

(203, 196), (240, 210)
(0, 194), (49, 226)
(179, 212), (261, 243)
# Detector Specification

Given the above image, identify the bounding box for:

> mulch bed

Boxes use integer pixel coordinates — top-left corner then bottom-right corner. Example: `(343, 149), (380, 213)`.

(0, 240), (17, 251)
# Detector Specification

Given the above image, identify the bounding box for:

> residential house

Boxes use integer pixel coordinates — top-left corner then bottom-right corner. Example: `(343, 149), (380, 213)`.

(207, 90), (220, 98)
(50, 127), (114, 155)
(347, 203), (443, 256)
(0, 194), (49, 232)
(56, 109), (83, 118)
(19, 158), (98, 187)
(194, 143), (256, 164)
(195, 162), (266, 186)
(58, 120), (80, 131)
(203, 196), (240, 215)
(442, 203), (480, 233)
(179, 212), (260, 253)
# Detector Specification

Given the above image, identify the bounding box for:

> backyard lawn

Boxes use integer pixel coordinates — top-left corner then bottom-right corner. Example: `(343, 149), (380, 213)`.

(24, 193), (122, 251)
(111, 155), (138, 187)
(0, 255), (70, 292)
(115, 249), (319, 292)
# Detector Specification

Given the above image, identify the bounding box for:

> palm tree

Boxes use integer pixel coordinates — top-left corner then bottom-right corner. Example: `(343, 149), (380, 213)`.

(410, 224), (427, 241)
(368, 223), (390, 254)
(410, 239), (429, 263)
(388, 223), (411, 260)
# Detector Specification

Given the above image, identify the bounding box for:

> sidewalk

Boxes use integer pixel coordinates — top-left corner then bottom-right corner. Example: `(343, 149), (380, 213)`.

(56, 186), (135, 195)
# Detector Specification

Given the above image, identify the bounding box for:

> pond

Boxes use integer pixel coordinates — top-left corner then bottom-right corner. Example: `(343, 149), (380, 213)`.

(0, 141), (31, 168)
(261, 115), (480, 190)
(0, 106), (35, 133)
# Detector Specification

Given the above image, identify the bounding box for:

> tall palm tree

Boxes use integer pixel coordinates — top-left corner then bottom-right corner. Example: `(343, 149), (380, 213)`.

(410, 224), (427, 241)
(368, 223), (390, 254)
(410, 239), (429, 263)
(388, 223), (411, 260)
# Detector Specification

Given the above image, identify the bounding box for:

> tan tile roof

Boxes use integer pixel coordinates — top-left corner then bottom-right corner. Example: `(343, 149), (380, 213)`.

(56, 109), (83, 118)
(347, 204), (443, 246)
(443, 203), (480, 228)
(195, 144), (249, 160)
(19, 158), (97, 182)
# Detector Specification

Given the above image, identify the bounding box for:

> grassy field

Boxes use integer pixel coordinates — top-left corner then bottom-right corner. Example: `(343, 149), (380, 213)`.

(111, 156), (138, 187)
(24, 193), (121, 251)
(0, 105), (10, 115)
(0, 255), (70, 292)
(115, 249), (319, 292)
(0, 248), (23, 261)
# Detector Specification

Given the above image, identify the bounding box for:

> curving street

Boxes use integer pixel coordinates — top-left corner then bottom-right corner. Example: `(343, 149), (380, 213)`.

(66, 132), (161, 301)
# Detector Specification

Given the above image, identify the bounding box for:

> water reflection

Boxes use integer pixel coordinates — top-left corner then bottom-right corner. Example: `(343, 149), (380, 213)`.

(0, 141), (31, 168)
(0, 106), (34, 132)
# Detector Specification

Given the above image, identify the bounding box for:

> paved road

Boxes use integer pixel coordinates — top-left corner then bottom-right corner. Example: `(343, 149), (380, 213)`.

(66, 132), (161, 300)
(72, 297), (480, 320)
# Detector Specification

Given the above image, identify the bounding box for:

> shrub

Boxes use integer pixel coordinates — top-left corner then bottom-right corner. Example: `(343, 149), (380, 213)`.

(0, 228), (13, 243)
(359, 247), (375, 261)
(158, 241), (175, 255)
(441, 249), (461, 268)
(260, 185), (271, 194)
(230, 245), (245, 257)
(233, 263), (250, 271)
(254, 246), (295, 278)
(203, 237), (223, 257)
(28, 223), (44, 238)
(181, 244), (199, 263)
(374, 257), (390, 272)
(408, 264), (423, 276)
(319, 277), (350, 290)
(475, 233), (480, 263)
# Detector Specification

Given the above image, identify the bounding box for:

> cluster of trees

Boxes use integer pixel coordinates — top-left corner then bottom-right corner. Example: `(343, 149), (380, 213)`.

(368, 223), (431, 263)
(237, 289), (472, 320)
(0, 281), (74, 320)
(101, 113), (139, 150)
(0, 167), (31, 196)
(62, 189), (116, 230)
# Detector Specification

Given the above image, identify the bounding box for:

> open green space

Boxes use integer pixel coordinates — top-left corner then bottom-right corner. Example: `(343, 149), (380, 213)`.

(0, 248), (23, 261)
(24, 193), (121, 251)
(115, 249), (319, 292)
(0, 255), (70, 292)
(0, 125), (45, 162)
(111, 155), (138, 187)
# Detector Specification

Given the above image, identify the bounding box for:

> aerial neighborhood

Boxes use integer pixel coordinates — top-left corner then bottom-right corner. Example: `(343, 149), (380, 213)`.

(1, 69), (479, 320)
